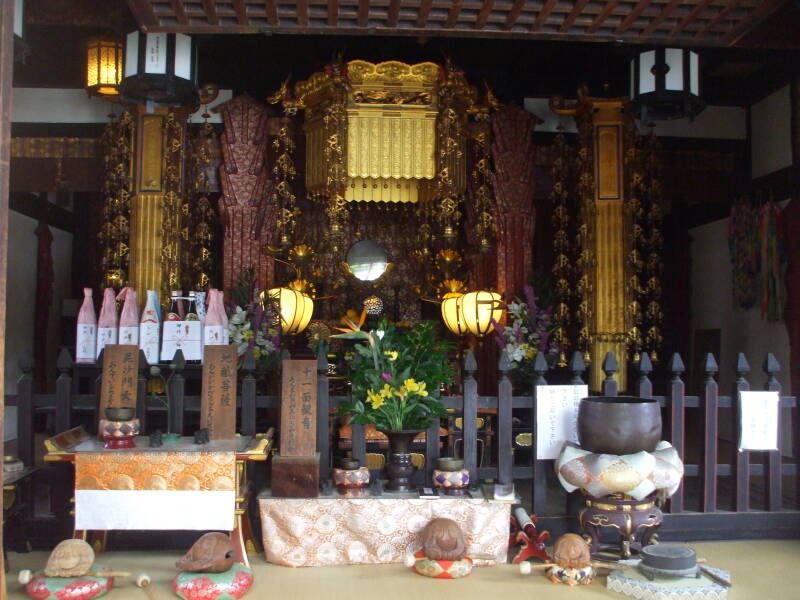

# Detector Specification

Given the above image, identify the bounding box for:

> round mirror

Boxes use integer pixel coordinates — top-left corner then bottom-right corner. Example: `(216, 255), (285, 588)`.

(346, 240), (388, 281)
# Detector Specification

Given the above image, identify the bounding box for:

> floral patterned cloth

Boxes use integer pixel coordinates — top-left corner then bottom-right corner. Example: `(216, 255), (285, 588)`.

(259, 497), (509, 567)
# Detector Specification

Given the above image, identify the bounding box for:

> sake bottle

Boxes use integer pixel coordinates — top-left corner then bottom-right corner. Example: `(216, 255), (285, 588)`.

(185, 291), (200, 321)
(75, 287), (97, 364)
(139, 290), (161, 365)
(166, 290), (183, 321)
(203, 289), (228, 346)
(117, 287), (139, 345)
(96, 287), (119, 359)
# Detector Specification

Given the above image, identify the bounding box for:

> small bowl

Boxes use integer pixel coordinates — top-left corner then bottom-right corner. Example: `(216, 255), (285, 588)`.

(338, 457), (361, 470)
(105, 406), (136, 421)
(437, 457), (464, 471)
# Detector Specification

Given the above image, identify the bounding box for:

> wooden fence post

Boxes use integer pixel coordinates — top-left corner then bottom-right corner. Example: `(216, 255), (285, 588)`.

(601, 352), (618, 397)
(530, 351), (551, 514)
(636, 353), (653, 399)
(734, 352), (750, 512)
(702, 353), (719, 513)
(316, 346), (330, 482)
(16, 358), (34, 468)
(463, 350), (479, 490)
(55, 348), (73, 434)
(240, 349), (256, 436)
(93, 349), (104, 432)
(168, 350), (186, 436)
(497, 350), (512, 486)
(668, 353), (686, 513)
(763, 353), (782, 512)
(136, 350), (148, 432)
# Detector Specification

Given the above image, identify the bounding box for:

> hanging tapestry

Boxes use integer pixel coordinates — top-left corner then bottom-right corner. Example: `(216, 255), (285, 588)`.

(728, 198), (760, 310)
(759, 201), (786, 322)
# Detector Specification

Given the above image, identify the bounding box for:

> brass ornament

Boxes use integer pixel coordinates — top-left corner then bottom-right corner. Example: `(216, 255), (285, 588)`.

(161, 111), (185, 300)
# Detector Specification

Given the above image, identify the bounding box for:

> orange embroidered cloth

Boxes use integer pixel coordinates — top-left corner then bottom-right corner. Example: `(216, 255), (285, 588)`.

(258, 496), (510, 567)
(75, 450), (236, 491)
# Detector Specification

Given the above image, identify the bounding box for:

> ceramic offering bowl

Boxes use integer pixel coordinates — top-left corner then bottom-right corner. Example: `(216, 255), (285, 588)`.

(332, 466), (370, 494)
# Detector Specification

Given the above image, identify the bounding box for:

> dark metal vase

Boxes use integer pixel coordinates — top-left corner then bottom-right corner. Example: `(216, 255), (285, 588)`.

(384, 430), (422, 492)
(578, 396), (662, 455)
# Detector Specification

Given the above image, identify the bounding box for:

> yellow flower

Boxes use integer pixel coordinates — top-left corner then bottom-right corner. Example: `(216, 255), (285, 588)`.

(396, 386), (407, 399)
(384, 350), (398, 361)
(404, 379), (428, 397)
(379, 384), (394, 398)
(242, 329), (254, 340)
(252, 347), (262, 359)
(367, 389), (384, 409)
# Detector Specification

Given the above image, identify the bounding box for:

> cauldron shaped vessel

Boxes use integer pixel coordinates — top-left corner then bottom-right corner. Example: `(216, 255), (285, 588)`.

(578, 396), (661, 455)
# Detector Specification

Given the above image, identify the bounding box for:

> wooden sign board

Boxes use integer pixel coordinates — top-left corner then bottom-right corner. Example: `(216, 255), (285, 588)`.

(100, 345), (139, 411)
(200, 345), (238, 440)
(280, 359), (317, 457)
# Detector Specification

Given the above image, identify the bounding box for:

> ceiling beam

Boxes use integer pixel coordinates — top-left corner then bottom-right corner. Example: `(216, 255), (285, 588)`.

(669, 0), (713, 38)
(613, 0), (652, 36)
(723, 0), (788, 46)
(169, 0), (188, 26)
(387, 0), (401, 28)
(266, 0), (278, 26)
(417, 0), (432, 28)
(447, 0), (464, 28)
(695, 0), (742, 38)
(475, 0), (496, 29)
(358, 0), (369, 28)
(531, 0), (558, 33)
(640, 0), (682, 37)
(232, 0), (247, 26)
(560, 0), (591, 33)
(201, 0), (219, 26)
(328, 0), (339, 27)
(504, 0), (526, 30)
(296, 0), (309, 26)
(587, 0), (620, 34)
(125, 0), (159, 31)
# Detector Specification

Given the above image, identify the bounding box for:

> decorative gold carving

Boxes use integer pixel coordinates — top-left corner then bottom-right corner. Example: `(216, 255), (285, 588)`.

(185, 119), (218, 289)
(597, 125), (621, 199)
(161, 112), (185, 297)
(139, 115), (164, 192)
(346, 60), (440, 86)
(272, 117), (298, 247)
(352, 90), (432, 105)
(550, 130), (572, 367)
(11, 137), (99, 158)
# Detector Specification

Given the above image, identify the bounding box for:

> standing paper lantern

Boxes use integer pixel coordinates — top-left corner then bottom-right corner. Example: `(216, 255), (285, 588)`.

(86, 38), (123, 98)
(460, 291), (503, 337)
(267, 287), (314, 334)
(627, 48), (705, 122)
(119, 31), (198, 107)
(441, 293), (467, 336)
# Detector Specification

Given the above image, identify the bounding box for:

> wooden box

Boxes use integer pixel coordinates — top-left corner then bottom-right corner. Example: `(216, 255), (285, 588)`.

(271, 453), (320, 498)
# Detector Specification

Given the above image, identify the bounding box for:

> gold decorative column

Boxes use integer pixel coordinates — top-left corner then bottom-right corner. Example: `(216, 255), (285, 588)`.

(552, 90), (630, 391)
(128, 105), (188, 303)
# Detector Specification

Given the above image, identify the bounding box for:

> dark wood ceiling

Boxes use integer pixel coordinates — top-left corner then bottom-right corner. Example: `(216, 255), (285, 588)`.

(126, 0), (789, 47)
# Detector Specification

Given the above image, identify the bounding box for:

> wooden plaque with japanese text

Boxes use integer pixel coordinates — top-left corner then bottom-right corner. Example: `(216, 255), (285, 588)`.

(100, 345), (139, 412)
(280, 359), (317, 457)
(200, 345), (238, 440)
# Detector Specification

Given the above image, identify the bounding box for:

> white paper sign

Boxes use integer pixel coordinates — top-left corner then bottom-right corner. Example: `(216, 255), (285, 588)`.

(738, 390), (780, 451)
(161, 321), (202, 362)
(536, 385), (588, 460)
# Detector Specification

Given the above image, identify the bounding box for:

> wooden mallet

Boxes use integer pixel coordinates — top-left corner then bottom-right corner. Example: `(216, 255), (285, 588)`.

(135, 573), (159, 600)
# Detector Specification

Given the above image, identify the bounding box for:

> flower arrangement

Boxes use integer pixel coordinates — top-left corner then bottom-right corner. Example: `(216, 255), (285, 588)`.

(227, 270), (281, 375)
(494, 285), (558, 379)
(334, 313), (454, 432)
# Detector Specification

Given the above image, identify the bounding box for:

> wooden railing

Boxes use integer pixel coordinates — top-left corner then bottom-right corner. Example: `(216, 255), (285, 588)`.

(7, 346), (800, 542)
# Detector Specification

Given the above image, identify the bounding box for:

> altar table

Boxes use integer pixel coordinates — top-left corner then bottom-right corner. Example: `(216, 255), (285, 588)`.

(258, 491), (510, 567)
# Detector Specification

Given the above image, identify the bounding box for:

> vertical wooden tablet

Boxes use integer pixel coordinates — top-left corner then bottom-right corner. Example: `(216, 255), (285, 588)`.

(200, 345), (238, 440)
(100, 345), (140, 411)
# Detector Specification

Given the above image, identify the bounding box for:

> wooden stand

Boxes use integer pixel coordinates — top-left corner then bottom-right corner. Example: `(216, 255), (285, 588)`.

(578, 493), (662, 557)
(271, 453), (320, 498)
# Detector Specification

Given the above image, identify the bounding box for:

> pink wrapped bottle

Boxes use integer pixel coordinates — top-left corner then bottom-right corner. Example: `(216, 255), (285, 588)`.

(117, 287), (139, 345)
(96, 287), (119, 359)
(139, 290), (161, 365)
(75, 288), (97, 363)
(203, 289), (229, 346)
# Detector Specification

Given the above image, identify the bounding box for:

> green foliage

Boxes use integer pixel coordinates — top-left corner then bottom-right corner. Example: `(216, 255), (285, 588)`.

(335, 319), (455, 432)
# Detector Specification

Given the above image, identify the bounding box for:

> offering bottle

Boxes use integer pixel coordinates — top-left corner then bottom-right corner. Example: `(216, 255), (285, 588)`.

(96, 287), (119, 359)
(117, 287), (139, 345)
(75, 288), (97, 363)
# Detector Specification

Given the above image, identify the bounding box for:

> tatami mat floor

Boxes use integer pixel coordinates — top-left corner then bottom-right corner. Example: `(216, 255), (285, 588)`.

(6, 539), (799, 600)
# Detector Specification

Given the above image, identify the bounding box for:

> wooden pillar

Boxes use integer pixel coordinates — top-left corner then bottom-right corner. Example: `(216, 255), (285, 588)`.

(552, 92), (630, 391)
(0, 0), (15, 587)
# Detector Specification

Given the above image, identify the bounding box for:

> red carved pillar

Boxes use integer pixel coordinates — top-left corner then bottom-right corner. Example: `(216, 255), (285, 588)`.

(218, 94), (276, 291)
(491, 105), (539, 299)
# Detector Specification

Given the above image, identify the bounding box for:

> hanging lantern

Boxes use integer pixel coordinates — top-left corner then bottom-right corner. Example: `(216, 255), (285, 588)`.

(440, 293), (467, 336)
(119, 31), (198, 107)
(86, 38), (123, 98)
(363, 295), (384, 316)
(627, 48), (705, 121)
(268, 287), (314, 334)
(460, 291), (503, 337)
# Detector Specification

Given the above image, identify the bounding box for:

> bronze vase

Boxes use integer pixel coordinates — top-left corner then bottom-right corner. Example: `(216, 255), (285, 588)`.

(384, 430), (422, 492)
